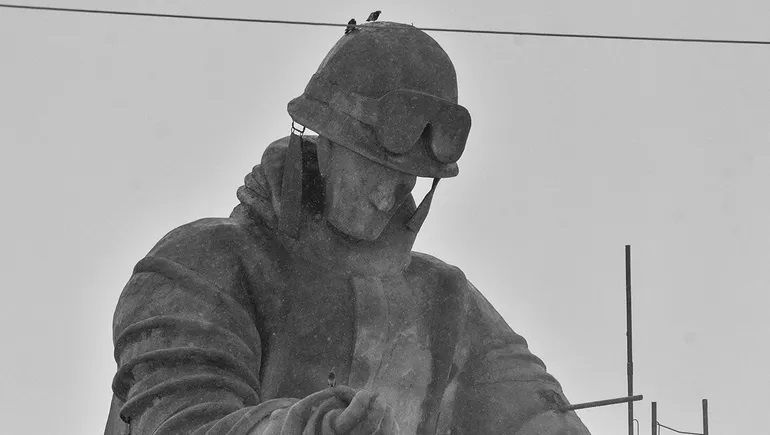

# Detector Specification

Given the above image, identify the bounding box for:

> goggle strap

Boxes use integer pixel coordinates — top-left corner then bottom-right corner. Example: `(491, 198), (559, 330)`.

(279, 131), (305, 239)
(307, 78), (378, 125)
(406, 178), (440, 233)
(328, 91), (378, 125)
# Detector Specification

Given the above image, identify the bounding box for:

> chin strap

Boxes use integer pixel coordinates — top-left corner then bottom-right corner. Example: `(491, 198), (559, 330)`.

(406, 178), (439, 233)
(279, 124), (305, 238)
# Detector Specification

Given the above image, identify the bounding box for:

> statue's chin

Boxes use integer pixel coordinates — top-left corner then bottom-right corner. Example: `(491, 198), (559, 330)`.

(322, 198), (415, 245)
(326, 215), (387, 242)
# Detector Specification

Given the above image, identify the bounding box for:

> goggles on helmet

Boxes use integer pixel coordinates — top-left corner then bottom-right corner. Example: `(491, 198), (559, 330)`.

(305, 79), (470, 165)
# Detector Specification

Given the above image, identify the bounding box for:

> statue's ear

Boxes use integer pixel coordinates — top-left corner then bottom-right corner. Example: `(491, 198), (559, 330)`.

(316, 136), (331, 178)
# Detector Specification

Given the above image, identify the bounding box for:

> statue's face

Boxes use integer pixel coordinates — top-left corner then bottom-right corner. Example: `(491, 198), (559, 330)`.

(319, 138), (417, 241)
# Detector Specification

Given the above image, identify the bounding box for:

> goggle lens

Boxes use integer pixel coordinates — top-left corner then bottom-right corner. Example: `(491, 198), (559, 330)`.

(429, 105), (470, 163)
(376, 91), (470, 163)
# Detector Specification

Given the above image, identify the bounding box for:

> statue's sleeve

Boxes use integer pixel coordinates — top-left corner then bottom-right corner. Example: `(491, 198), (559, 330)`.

(450, 282), (591, 435)
(109, 219), (294, 434)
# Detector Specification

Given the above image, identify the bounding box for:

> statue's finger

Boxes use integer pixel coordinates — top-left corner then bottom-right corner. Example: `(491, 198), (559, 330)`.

(303, 397), (346, 435)
(332, 390), (375, 433)
(321, 409), (343, 435)
(330, 385), (357, 404)
(259, 407), (291, 435)
(350, 394), (387, 434)
(281, 389), (338, 433)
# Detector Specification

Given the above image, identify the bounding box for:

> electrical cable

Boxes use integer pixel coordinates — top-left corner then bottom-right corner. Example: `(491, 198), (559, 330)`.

(0, 3), (347, 27)
(2, 3), (770, 46)
(657, 422), (703, 435)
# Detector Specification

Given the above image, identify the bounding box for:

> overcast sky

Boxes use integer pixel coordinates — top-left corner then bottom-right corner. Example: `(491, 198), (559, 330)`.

(1, 1), (768, 434)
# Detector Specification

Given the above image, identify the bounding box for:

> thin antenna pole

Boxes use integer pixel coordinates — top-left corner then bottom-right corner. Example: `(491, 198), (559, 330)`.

(702, 399), (709, 435)
(626, 245), (634, 435)
(651, 402), (657, 435)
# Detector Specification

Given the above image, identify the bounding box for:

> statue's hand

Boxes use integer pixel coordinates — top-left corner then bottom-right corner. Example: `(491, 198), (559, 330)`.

(249, 386), (398, 435)
(320, 386), (399, 434)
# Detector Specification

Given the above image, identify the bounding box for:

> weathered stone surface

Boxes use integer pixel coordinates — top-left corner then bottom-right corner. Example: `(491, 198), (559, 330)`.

(105, 21), (590, 435)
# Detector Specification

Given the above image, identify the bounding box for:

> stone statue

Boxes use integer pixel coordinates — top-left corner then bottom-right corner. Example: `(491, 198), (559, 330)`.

(105, 21), (590, 434)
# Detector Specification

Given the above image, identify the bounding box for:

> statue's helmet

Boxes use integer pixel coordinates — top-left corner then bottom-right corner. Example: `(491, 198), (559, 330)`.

(287, 21), (471, 178)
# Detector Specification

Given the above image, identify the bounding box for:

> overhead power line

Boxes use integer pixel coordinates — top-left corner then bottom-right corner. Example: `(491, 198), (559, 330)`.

(2, 3), (770, 46)
(0, 3), (347, 28)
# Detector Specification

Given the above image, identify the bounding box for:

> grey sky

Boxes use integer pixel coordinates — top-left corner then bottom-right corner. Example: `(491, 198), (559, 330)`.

(1, 1), (768, 433)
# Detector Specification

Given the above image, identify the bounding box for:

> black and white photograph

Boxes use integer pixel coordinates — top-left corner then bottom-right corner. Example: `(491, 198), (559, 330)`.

(1, 1), (768, 434)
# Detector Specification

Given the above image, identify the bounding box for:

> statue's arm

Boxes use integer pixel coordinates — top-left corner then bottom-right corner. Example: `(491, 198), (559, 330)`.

(109, 219), (297, 434)
(450, 282), (590, 435)
(109, 219), (395, 434)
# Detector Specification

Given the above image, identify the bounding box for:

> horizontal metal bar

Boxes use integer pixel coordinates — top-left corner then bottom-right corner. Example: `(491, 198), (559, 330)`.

(560, 394), (644, 412)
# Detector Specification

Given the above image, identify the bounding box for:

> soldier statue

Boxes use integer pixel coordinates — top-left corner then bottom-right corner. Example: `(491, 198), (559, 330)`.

(105, 21), (590, 435)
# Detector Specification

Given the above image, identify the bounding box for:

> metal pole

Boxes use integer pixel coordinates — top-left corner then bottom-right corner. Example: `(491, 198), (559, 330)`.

(626, 245), (634, 435)
(560, 394), (643, 412)
(651, 401), (657, 435)
(702, 399), (709, 435)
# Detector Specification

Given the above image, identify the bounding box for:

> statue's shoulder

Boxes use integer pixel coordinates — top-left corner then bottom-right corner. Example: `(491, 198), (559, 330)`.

(147, 217), (277, 269)
(152, 217), (250, 251)
(408, 251), (512, 332)
(408, 251), (469, 291)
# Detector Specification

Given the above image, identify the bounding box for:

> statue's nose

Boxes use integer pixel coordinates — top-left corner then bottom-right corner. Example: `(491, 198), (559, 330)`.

(368, 185), (396, 212)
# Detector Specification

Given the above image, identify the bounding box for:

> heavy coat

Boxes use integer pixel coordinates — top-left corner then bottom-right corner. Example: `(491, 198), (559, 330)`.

(105, 137), (589, 434)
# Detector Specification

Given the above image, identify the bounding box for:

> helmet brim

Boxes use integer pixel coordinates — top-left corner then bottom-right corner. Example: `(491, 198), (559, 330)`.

(288, 95), (459, 178)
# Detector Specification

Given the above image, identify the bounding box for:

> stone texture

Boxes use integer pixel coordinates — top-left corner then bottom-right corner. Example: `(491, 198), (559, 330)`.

(105, 138), (590, 434)
(105, 20), (590, 435)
